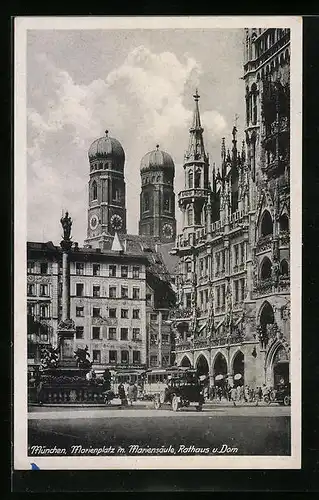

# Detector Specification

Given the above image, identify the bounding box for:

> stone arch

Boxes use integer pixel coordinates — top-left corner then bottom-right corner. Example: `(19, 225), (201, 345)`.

(180, 355), (192, 368)
(195, 353), (209, 377)
(231, 350), (245, 387)
(266, 341), (290, 387)
(260, 256), (272, 280)
(258, 300), (275, 326)
(260, 209), (273, 236)
(212, 351), (228, 384)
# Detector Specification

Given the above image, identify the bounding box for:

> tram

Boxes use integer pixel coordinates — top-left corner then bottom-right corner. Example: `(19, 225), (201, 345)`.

(143, 366), (200, 400)
(110, 368), (146, 398)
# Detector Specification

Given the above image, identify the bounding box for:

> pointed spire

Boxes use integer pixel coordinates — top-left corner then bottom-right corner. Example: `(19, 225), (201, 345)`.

(184, 90), (207, 163)
(111, 231), (123, 252)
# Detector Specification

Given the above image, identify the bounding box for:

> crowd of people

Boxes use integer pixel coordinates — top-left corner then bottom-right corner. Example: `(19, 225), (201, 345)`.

(205, 383), (273, 406)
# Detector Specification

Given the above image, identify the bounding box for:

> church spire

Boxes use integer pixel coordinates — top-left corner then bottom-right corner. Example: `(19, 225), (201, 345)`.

(184, 89), (207, 163)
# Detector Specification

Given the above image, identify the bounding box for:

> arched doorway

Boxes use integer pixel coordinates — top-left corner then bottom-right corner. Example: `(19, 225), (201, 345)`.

(213, 353), (228, 386)
(232, 351), (245, 387)
(259, 301), (275, 349)
(272, 345), (289, 386)
(180, 356), (192, 368)
(196, 354), (209, 377)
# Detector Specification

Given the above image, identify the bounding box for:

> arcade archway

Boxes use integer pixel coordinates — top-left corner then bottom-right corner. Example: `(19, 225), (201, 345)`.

(272, 344), (289, 386)
(232, 351), (245, 387)
(180, 355), (192, 368)
(196, 354), (209, 377)
(213, 353), (228, 385)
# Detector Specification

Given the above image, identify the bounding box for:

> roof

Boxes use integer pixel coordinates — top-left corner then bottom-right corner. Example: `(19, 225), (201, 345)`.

(88, 131), (125, 162)
(140, 147), (175, 173)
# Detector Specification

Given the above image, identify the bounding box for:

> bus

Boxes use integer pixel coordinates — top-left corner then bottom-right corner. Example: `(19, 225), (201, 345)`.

(111, 369), (146, 399)
(143, 366), (199, 400)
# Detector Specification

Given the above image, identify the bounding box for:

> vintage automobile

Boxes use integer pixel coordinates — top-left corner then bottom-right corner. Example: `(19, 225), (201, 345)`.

(264, 383), (291, 406)
(152, 368), (205, 412)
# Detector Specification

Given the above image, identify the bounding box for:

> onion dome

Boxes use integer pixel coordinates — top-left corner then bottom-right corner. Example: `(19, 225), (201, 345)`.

(140, 145), (175, 173)
(88, 130), (125, 162)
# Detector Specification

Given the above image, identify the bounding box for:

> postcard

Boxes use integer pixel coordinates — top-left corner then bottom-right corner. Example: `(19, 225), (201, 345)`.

(14, 15), (302, 470)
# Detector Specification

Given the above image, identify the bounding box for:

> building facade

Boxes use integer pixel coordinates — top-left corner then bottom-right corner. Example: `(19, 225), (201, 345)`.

(172, 28), (290, 389)
(27, 132), (177, 375)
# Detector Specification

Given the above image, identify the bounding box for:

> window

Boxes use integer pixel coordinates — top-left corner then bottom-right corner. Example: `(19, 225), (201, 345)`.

(133, 309), (140, 319)
(76, 283), (84, 297)
(260, 257), (272, 280)
(120, 328), (128, 340)
(240, 279), (245, 300)
(133, 351), (141, 364)
(162, 334), (169, 344)
(109, 265), (116, 277)
(234, 280), (239, 303)
(187, 206), (193, 226)
(146, 293), (152, 306)
(221, 284), (226, 308)
(240, 242), (245, 264)
(40, 304), (49, 319)
(112, 179), (121, 202)
(150, 313), (157, 321)
(132, 266), (140, 278)
(121, 266), (128, 278)
(132, 328), (140, 341)
(76, 306), (84, 317)
(92, 327), (100, 340)
(216, 287), (221, 308)
(261, 211), (273, 237)
(27, 284), (35, 296)
(186, 293), (191, 309)
(109, 308), (117, 318)
(93, 264), (100, 276)
(27, 304), (35, 316)
(280, 259), (289, 276)
(40, 284), (49, 297)
(40, 262), (48, 274)
(40, 333), (48, 342)
(121, 309), (129, 319)
(93, 285), (100, 297)
(186, 261), (192, 275)
(27, 261), (35, 274)
(121, 350), (129, 364)
(188, 171), (193, 188)
(109, 350), (117, 364)
(164, 193), (171, 212)
(93, 350), (101, 363)
(234, 245), (239, 267)
(109, 328), (117, 340)
(132, 287), (140, 300)
(162, 312), (169, 321)
(143, 192), (150, 212)
(121, 286), (128, 299)
(109, 286), (117, 298)
(76, 263), (84, 275)
(150, 355), (158, 367)
(194, 170), (201, 188)
(76, 326), (84, 339)
(92, 180), (98, 200)
(92, 307), (100, 318)
(279, 214), (289, 232)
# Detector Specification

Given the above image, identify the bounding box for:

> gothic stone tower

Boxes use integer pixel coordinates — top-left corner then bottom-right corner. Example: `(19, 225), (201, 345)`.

(178, 90), (210, 234)
(85, 130), (127, 247)
(139, 145), (176, 243)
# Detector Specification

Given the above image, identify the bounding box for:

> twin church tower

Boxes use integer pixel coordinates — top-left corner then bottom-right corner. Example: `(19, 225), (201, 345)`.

(85, 129), (177, 246)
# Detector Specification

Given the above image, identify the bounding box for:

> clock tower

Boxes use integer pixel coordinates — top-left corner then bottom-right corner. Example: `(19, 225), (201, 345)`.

(85, 130), (127, 247)
(139, 145), (176, 243)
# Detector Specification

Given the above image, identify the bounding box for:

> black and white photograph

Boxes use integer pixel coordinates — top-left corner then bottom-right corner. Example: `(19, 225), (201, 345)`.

(14, 16), (302, 470)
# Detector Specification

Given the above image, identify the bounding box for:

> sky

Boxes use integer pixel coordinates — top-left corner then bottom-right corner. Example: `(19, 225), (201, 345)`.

(27, 28), (246, 245)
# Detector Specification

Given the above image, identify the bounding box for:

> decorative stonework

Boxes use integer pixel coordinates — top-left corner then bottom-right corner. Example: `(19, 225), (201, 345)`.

(27, 275), (51, 284)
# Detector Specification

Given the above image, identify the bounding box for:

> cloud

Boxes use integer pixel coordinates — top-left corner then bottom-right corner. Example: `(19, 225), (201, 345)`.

(27, 45), (228, 243)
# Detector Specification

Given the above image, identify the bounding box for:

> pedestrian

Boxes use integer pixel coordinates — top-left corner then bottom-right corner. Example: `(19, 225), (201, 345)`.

(236, 384), (241, 403)
(230, 386), (237, 406)
(118, 382), (127, 407)
(244, 385), (250, 403)
(127, 382), (137, 406)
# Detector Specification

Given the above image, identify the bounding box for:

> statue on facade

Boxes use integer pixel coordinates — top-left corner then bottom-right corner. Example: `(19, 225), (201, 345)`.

(74, 345), (92, 369)
(271, 257), (280, 287)
(58, 318), (75, 330)
(60, 211), (72, 241)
